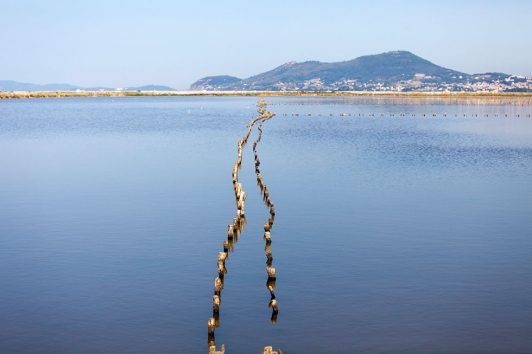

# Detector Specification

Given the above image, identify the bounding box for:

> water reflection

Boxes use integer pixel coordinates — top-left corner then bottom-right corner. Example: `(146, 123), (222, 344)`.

(2, 96), (531, 353)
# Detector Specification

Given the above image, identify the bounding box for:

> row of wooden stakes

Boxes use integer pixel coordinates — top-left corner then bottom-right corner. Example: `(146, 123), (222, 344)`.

(254, 99), (281, 354)
(253, 109), (279, 325)
(269, 102), (532, 106)
(208, 97), (281, 354)
(281, 112), (531, 117)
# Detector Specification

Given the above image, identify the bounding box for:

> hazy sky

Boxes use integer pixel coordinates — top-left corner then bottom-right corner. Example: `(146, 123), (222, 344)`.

(1, 0), (531, 90)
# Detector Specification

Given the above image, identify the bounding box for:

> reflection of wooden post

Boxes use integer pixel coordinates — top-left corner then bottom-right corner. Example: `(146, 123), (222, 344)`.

(213, 312), (220, 328)
(270, 311), (278, 324)
(208, 334), (215, 348)
(268, 285), (275, 299)
(266, 278), (276, 290)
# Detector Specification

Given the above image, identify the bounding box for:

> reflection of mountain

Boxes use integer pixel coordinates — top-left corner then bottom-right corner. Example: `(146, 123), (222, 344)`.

(0, 80), (176, 92)
(190, 51), (532, 92)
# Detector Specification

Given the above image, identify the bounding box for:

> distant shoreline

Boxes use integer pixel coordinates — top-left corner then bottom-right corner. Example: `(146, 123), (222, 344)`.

(1, 90), (532, 100)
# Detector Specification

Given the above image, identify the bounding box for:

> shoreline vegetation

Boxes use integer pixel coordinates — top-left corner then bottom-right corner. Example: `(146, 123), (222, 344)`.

(2, 90), (532, 100)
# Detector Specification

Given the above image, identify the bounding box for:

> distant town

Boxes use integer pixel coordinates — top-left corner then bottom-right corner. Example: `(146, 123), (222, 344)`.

(263, 74), (532, 93)
(193, 74), (532, 93)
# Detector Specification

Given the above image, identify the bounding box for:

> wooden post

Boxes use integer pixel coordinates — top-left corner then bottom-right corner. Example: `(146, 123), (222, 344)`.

(267, 267), (276, 279)
(213, 295), (220, 313)
(208, 317), (215, 335)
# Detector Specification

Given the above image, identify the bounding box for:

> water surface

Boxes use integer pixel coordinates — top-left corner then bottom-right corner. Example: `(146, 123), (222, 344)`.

(1, 96), (531, 353)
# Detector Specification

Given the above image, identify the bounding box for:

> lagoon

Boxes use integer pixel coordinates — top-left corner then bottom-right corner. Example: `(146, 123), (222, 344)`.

(1, 96), (531, 353)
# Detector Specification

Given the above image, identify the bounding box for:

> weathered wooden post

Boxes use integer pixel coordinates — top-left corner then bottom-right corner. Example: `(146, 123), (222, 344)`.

(267, 267), (276, 280)
(262, 346), (282, 354)
(223, 240), (229, 253)
(208, 317), (215, 335)
(209, 344), (225, 354)
(214, 277), (223, 295)
(263, 231), (271, 243)
(213, 295), (220, 313)
(269, 299), (278, 312)
(266, 250), (273, 267)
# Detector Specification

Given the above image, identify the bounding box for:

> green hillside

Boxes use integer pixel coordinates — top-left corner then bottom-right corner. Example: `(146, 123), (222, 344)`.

(190, 51), (473, 91)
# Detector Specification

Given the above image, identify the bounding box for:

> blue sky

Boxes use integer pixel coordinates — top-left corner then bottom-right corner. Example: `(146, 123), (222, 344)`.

(1, 0), (531, 90)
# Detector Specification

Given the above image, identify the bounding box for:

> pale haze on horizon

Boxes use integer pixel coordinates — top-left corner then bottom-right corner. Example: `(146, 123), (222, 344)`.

(1, 0), (531, 90)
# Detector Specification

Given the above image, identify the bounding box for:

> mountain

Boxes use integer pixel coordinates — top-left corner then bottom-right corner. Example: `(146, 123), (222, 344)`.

(0, 80), (80, 92)
(131, 85), (176, 91)
(0, 80), (176, 92)
(190, 51), (532, 92)
(190, 76), (241, 89)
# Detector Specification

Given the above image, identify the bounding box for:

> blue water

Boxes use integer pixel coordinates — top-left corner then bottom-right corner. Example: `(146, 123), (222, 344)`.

(1, 96), (531, 353)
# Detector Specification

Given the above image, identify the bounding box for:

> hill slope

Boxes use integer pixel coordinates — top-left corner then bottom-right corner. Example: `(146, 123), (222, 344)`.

(190, 51), (530, 92)
(0, 81), (176, 92)
(0, 80), (80, 91)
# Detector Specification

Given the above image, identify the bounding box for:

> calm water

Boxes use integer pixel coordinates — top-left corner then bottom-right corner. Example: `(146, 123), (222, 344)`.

(1, 96), (531, 354)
